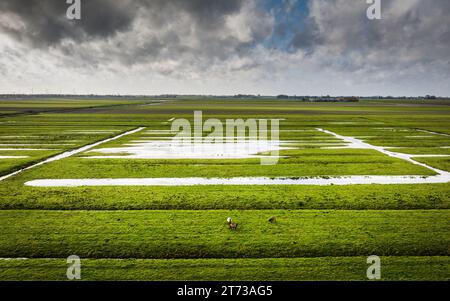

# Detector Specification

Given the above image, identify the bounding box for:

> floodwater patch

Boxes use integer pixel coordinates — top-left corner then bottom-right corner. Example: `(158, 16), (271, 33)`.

(25, 174), (450, 187)
(86, 139), (293, 159)
(316, 128), (448, 175)
(25, 128), (450, 187)
(405, 136), (436, 138)
(416, 130), (450, 137)
(0, 127), (145, 182)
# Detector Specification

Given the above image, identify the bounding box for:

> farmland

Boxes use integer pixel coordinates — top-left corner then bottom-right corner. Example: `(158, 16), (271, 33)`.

(0, 98), (449, 281)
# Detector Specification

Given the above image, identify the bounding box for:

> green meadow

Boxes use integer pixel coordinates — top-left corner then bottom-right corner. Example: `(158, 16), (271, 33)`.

(0, 98), (449, 280)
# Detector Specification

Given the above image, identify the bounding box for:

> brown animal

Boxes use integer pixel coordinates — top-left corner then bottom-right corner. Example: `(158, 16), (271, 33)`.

(228, 222), (238, 230)
(268, 216), (277, 223)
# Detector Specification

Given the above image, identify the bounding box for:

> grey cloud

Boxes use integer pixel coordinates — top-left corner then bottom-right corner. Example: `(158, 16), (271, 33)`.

(0, 0), (449, 96)
(176, 0), (243, 29)
(0, 0), (137, 46)
(294, 0), (450, 72)
(0, 0), (272, 75)
(290, 17), (322, 53)
(0, 0), (246, 48)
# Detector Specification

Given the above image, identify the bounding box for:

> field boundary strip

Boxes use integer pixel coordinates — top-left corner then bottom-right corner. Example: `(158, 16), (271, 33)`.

(24, 175), (450, 186)
(316, 128), (449, 175)
(23, 128), (450, 187)
(0, 127), (145, 182)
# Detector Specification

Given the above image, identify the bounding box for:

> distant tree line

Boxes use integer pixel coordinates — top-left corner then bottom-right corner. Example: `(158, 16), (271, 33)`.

(0, 94), (447, 101)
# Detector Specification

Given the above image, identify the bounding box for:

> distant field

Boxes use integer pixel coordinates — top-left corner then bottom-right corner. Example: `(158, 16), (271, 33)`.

(0, 98), (449, 281)
(0, 98), (146, 110)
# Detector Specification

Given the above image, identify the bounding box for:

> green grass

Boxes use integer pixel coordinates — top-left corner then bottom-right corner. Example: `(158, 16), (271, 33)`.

(414, 157), (450, 172)
(0, 125), (132, 176)
(0, 210), (448, 259)
(0, 98), (449, 281)
(389, 148), (450, 155)
(1, 256), (448, 281)
(11, 157), (435, 180)
(0, 98), (147, 111)
(0, 150), (61, 175)
(0, 184), (448, 210)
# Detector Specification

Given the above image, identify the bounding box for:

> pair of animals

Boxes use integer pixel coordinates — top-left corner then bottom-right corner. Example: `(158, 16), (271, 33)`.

(227, 216), (276, 230)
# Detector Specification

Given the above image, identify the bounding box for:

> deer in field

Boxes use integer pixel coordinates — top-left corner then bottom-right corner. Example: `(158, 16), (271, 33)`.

(227, 217), (238, 230)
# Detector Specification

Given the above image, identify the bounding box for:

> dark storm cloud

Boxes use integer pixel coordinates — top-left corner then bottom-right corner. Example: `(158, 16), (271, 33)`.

(0, 0), (245, 47)
(0, 0), (270, 77)
(289, 17), (322, 53)
(1, 0), (449, 96)
(0, 0), (138, 46)
(175, 0), (243, 28)
(290, 0), (450, 71)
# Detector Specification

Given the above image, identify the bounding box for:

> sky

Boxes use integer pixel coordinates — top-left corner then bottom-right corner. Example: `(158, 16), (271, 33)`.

(0, 0), (449, 96)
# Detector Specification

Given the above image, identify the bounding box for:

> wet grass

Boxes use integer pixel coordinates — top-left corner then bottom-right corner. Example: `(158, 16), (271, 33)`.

(415, 156), (450, 172)
(0, 210), (448, 259)
(0, 183), (448, 210)
(11, 156), (435, 180)
(1, 256), (448, 281)
(0, 98), (449, 280)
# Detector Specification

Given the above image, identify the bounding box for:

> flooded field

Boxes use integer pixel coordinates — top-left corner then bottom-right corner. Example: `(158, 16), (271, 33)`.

(0, 98), (449, 281)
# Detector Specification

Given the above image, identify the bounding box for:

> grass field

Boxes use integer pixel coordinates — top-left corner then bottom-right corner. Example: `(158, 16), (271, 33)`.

(0, 98), (449, 281)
